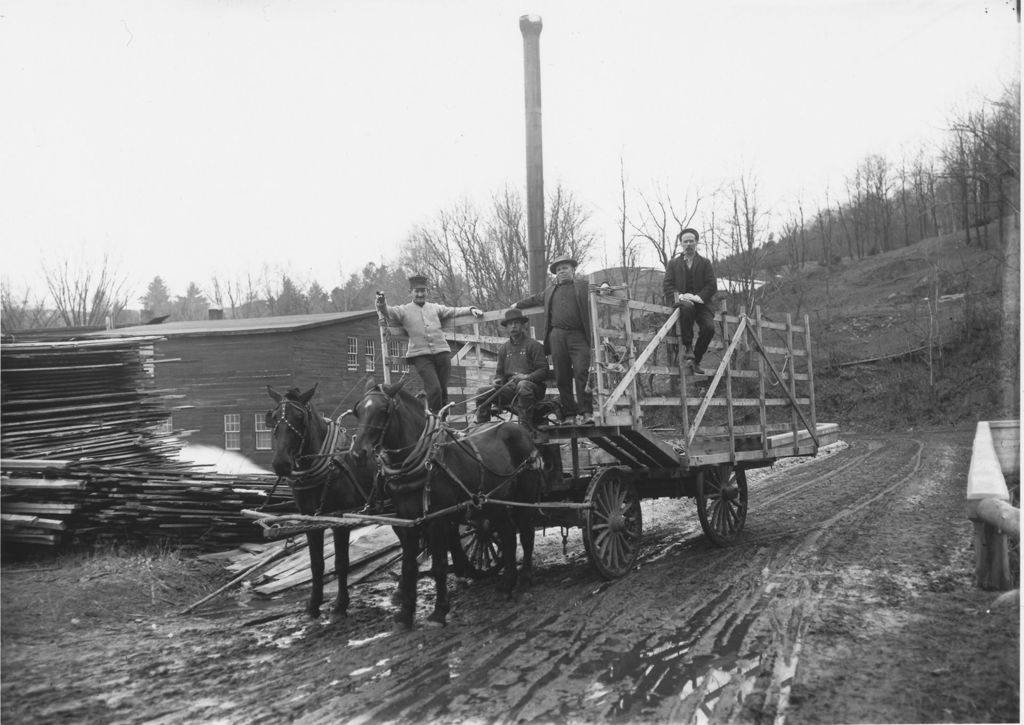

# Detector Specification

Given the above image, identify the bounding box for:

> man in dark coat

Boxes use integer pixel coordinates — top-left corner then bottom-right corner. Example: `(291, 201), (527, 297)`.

(662, 228), (717, 375)
(513, 257), (593, 424)
(474, 308), (549, 430)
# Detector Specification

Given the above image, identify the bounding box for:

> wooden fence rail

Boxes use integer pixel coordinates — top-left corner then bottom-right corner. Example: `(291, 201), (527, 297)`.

(966, 420), (1020, 590)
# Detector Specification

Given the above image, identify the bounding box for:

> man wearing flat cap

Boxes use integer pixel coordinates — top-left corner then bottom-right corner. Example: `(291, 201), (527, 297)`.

(663, 228), (717, 375)
(474, 308), (549, 430)
(512, 256), (593, 425)
(381, 273), (484, 414)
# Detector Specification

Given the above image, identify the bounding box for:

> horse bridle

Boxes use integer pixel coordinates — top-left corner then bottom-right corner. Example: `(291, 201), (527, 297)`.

(357, 388), (446, 487)
(270, 399), (315, 466)
(353, 388), (398, 454)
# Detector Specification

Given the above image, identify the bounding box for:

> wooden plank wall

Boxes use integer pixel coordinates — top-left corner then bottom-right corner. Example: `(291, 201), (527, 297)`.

(152, 318), (433, 468)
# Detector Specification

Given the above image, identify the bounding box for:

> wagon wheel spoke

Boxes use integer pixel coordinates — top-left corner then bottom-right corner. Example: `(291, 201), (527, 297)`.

(583, 468), (642, 580)
(696, 465), (747, 547)
(459, 520), (504, 577)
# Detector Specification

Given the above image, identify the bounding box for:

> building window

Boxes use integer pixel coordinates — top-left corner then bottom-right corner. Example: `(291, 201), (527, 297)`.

(388, 340), (407, 373)
(254, 413), (272, 450)
(347, 336), (358, 371)
(364, 338), (375, 372)
(224, 414), (241, 451)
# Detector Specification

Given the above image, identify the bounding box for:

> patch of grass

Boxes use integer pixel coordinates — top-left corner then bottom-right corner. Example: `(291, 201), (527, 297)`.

(1, 540), (225, 640)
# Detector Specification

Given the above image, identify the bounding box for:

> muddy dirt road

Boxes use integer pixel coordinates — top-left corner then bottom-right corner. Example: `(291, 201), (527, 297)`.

(2, 432), (1019, 723)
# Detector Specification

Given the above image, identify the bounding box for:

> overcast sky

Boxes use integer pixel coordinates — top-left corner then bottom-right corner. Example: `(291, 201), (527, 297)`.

(1, 0), (1018, 305)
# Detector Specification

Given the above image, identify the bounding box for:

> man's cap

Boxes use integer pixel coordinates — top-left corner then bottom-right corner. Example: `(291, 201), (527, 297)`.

(408, 274), (429, 289)
(678, 228), (700, 244)
(549, 256), (578, 275)
(500, 309), (530, 327)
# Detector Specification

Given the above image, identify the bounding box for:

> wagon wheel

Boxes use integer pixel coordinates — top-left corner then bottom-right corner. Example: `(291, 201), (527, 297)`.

(696, 464), (748, 546)
(583, 467), (642, 579)
(457, 518), (505, 578)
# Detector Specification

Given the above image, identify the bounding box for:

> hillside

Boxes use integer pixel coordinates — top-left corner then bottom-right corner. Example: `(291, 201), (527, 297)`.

(750, 221), (1020, 431)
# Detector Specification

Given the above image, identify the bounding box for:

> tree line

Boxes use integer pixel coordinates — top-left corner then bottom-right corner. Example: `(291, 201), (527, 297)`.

(1, 84), (1018, 332)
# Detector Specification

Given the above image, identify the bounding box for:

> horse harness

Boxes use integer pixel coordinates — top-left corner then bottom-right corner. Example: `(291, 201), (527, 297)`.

(366, 391), (541, 517)
(268, 398), (375, 512)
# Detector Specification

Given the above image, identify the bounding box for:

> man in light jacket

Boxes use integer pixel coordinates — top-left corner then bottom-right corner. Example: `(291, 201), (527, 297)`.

(382, 274), (483, 413)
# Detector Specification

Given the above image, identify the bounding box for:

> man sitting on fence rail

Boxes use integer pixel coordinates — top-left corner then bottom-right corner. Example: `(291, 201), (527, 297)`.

(475, 308), (550, 432)
(663, 228), (718, 376)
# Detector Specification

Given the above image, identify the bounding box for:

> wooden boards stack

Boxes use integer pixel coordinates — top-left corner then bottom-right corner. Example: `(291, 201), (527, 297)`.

(1, 337), (294, 548)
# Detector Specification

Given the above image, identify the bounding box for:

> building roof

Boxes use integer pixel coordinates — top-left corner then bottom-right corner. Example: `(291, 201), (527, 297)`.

(80, 310), (378, 339)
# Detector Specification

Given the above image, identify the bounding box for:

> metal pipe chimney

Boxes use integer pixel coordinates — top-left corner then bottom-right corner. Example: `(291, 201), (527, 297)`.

(520, 14), (546, 296)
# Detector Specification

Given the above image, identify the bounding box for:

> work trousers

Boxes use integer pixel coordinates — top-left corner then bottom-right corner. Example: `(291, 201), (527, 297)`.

(676, 300), (716, 363)
(549, 327), (592, 418)
(409, 352), (452, 413)
(475, 380), (545, 423)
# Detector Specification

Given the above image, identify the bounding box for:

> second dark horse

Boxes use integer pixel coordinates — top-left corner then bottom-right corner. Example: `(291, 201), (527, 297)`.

(350, 380), (542, 629)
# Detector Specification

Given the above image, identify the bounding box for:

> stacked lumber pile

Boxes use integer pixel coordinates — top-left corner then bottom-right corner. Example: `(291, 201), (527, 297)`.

(1, 337), (183, 464)
(1, 337), (294, 548)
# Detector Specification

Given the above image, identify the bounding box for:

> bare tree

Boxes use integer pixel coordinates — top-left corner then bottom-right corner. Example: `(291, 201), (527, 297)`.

(944, 84), (1021, 247)
(630, 181), (703, 269)
(723, 172), (770, 311)
(401, 210), (466, 306)
(545, 183), (597, 273)
(486, 186), (531, 304)
(862, 154), (895, 252)
(401, 183), (596, 309)
(209, 273), (264, 318)
(1, 283), (56, 332)
(43, 253), (129, 328)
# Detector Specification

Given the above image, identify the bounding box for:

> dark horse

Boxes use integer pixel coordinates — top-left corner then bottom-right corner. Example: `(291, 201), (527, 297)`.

(266, 384), (481, 623)
(266, 384), (378, 622)
(350, 380), (542, 629)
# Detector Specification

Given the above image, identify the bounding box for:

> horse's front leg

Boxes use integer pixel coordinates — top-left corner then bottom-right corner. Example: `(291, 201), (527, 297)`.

(329, 527), (350, 624)
(305, 529), (326, 619)
(425, 521), (451, 627)
(516, 511), (536, 591)
(393, 527), (419, 631)
(389, 525), (406, 607)
(496, 516), (519, 598)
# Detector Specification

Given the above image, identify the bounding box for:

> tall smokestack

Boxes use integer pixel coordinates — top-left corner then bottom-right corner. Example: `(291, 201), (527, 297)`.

(520, 14), (546, 296)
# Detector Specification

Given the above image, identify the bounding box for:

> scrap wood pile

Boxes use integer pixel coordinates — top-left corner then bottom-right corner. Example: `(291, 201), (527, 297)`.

(0, 336), (294, 548)
(1, 458), (295, 548)
(189, 525), (401, 611)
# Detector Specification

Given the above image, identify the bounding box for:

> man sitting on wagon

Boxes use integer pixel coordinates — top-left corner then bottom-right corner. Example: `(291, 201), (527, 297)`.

(474, 308), (550, 432)
(663, 227), (718, 376)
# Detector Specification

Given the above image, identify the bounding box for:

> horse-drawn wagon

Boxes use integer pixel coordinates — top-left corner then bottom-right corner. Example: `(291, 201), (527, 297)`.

(247, 285), (837, 625)
(437, 285), (838, 580)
